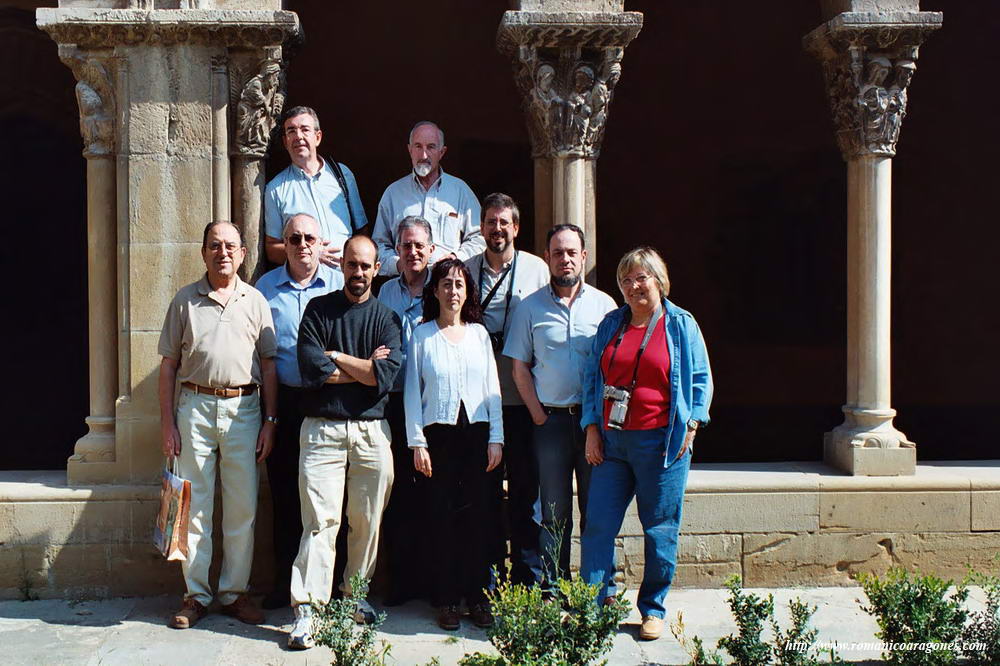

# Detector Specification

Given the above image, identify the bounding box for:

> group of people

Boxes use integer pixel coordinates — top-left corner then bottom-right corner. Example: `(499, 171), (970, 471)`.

(157, 105), (713, 649)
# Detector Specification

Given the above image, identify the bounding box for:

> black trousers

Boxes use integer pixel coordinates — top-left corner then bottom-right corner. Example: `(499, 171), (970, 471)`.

(425, 407), (492, 607)
(265, 384), (305, 590)
(500, 405), (542, 586)
(382, 392), (432, 604)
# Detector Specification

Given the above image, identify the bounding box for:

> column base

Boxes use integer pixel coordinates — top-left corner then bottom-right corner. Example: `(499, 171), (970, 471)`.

(823, 408), (915, 476)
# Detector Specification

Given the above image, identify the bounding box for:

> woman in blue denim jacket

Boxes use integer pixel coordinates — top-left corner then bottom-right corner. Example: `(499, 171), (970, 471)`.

(579, 246), (713, 641)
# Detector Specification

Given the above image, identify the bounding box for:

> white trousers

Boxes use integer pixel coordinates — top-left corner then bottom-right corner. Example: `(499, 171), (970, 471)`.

(290, 417), (394, 606)
(176, 388), (260, 606)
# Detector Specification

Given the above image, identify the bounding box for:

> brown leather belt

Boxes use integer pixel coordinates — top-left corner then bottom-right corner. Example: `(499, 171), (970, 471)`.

(181, 382), (257, 398)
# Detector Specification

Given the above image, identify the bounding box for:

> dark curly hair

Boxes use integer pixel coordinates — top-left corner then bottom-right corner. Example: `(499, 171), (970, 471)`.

(421, 258), (484, 326)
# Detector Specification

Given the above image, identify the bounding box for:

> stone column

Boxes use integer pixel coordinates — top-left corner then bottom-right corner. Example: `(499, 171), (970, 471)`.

(805, 2), (941, 476)
(497, 3), (641, 283)
(39, 4), (299, 484)
(59, 46), (119, 483)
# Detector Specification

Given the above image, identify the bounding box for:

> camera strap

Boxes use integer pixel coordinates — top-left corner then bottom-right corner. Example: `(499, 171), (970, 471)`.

(479, 251), (518, 330)
(607, 305), (664, 392)
(324, 155), (358, 232)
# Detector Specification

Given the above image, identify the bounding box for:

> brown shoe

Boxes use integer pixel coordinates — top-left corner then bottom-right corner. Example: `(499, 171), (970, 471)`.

(169, 597), (207, 629)
(438, 605), (461, 631)
(639, 615), (664, 641)
(221, 593), (264, 625)
(470, 602), (494, 628)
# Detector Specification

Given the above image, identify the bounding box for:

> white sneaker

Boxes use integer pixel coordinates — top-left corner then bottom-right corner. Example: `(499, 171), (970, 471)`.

(353, 598), (377, 625)
(287, 604), (314, 650)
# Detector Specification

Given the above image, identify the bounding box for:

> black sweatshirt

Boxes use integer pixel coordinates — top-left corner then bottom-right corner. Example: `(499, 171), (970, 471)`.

(297, 290), (402, 420)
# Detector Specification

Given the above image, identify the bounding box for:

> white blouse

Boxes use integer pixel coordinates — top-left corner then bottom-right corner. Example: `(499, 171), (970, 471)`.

(403, 320), (504, 448)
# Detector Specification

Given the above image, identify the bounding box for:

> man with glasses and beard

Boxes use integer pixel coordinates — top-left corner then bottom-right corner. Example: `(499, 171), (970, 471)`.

(464, 194), (549, 587)
(255, 213), (343, 609)
(372, 121), (484, 276)
(503, 224), (616, 597)
(264, 106), (368, 268)
(287, 235), (402, 650)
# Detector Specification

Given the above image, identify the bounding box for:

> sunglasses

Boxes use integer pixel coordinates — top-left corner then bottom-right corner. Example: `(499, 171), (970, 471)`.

(286, 233), (318, 247)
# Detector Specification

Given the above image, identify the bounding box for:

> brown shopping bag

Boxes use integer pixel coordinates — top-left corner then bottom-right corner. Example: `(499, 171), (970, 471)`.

(153, 459), (191, 561)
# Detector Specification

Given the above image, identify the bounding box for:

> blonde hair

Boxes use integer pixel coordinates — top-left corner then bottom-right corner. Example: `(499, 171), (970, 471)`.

(616, 246), (670, 297)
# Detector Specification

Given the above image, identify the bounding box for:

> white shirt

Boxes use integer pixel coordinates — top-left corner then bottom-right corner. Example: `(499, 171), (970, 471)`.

(372, 169), (484, 275)
(404, 320), (503, 448)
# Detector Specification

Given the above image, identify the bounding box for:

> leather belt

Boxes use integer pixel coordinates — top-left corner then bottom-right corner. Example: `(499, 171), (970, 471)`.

(181, 382), (257, 398)
(543, 404), (580, 415)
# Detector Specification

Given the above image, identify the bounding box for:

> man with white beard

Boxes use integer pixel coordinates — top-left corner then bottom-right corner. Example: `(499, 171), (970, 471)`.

(372, 121), (484, 276)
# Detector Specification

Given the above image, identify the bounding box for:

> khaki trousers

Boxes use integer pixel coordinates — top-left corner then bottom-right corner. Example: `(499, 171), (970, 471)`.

(290, 417), (394, 606)
(176, 388), (261, 607)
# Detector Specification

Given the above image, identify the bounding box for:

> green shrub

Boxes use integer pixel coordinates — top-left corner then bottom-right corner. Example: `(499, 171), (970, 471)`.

(716, 575), (774, 666)
(962, 568), (1000, 665)
(459, 572), (630, 666)
(858, 567), (969, 666)
(309, 572), (391, 666)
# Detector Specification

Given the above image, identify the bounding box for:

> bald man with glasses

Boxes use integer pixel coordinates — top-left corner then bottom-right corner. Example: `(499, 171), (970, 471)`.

(255, 213), (344, 609)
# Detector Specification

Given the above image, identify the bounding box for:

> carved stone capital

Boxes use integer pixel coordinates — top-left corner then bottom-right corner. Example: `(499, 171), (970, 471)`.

(804, 11), (941, 160)
(498, 10), (641, 159)
(37, 8), (299, 49)
(229, 48), (285, 157)
(58, 45), (117, 158)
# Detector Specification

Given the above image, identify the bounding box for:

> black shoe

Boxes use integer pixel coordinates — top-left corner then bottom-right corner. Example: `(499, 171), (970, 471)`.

(438, 605), (461, 631)
(470, 603), (494, 628)
(262, 588), (290, 610)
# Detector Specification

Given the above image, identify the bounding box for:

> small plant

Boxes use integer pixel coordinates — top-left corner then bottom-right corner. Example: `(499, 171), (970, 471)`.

(310, 572), (391, 666)
(459, 567), (630, 666)
(671, 576), (837, 666)
(962, 567), (1000, 665)
(858, 567), (969, 666)
(18, 569), (39, 602)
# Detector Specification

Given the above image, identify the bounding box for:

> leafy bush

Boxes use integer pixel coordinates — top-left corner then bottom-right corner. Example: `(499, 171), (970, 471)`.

(310, 572), (391, 666)
(459, 572), (630, 666)
(962, 568), (1000, 666)
(717, 575), (774, 665)
(858, 567), (969, 666)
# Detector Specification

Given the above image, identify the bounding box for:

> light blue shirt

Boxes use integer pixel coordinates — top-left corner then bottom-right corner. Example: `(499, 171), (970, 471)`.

(404, 321), (503, 448)
(376, 273), (427, 393)
(503, 283), (617, 407)
(372, 169), (484, 275)
(254, 263), (343, 386)
(264, 159), (368, 257)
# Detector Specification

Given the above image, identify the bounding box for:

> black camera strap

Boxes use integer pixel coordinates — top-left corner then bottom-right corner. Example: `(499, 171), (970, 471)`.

(324, 155), (358, 232)
(607, 305), (664, 392)
(479, 251), (518, 332)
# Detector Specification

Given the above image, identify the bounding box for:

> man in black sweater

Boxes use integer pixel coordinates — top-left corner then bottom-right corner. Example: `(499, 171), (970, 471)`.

(287, 235), (402, 650)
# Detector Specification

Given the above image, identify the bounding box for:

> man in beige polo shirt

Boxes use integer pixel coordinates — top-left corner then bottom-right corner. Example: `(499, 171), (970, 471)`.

(158, 220), (278, 629)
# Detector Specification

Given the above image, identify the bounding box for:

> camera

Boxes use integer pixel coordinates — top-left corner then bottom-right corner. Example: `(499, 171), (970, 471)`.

(489, 330), (505, 355)
(602, 384), (631, 430)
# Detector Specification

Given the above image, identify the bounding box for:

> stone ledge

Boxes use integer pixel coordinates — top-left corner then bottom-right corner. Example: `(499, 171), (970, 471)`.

(0, 471), (158, 502)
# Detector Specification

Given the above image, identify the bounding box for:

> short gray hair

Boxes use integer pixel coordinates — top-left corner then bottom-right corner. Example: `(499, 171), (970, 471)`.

(396, 215), (433, 243)
(408, 121), (445, 147)
(281, 213), (320, 239)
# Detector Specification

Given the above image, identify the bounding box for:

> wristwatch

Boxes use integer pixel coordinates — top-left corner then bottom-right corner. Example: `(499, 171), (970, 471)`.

(265, 415), (279, 425)
(686, 419), (701, 431)
(330, 350), (340, 362)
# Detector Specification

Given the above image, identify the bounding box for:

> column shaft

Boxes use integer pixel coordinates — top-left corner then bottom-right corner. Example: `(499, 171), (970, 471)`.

(211, 58), (230, 222)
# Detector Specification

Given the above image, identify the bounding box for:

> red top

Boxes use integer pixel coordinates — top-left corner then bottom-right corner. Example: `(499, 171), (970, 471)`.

(600, 318), (671, 430)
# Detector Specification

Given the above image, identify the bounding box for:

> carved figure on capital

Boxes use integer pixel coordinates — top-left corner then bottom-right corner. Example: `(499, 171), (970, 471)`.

(234, 59), (285, 157)
(60, 48), (115, 158)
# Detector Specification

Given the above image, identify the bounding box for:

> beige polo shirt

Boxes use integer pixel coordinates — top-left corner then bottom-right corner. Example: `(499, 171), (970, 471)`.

(158, 275), (277, 388)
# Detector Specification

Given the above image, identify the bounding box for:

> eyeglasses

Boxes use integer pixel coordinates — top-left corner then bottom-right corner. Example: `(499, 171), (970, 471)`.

(620, 274), (651, 289)
(286, 233), (318, 247)
(208, 241), (240, 253)
(399, 242), (428, 252)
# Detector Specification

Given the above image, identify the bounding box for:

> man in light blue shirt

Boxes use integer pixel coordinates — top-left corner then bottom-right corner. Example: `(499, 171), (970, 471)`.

(264, 106), (368, 269)
(503, 223), (616, 594)
(372, 121), (483, 276)
(254, 213), (343, 609)
(376, 215), (435, 605)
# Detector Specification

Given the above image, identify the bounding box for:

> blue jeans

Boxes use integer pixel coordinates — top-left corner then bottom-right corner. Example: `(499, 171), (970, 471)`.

(534, 411), (591, 590)
(581, 427), (691, 619)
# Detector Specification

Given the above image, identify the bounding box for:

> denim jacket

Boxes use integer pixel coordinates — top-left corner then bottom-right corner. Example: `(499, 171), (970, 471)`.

(581, 298), (713, 468)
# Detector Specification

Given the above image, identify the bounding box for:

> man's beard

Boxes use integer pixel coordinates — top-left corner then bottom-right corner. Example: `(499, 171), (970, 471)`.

(487, 235), (509, 254)
(347, 278), (369, 297)
(552, 274), (580, 288)
(414, 162), (432, 177)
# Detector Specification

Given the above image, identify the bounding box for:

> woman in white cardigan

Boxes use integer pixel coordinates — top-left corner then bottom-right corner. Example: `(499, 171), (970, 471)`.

(403, 258), (503, 631)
